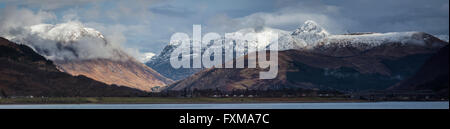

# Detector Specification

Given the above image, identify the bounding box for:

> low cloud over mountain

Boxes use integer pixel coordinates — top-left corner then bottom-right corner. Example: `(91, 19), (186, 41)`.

(0, 7), (173, 91)
(0, 6), (148, 61)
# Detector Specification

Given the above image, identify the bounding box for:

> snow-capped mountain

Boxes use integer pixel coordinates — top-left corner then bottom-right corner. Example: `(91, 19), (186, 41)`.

(6, 21), (127, 61)
(2, 21), (173, 91)
(147, 43), (178, 66)
(165, 21), (448, 92)
(146, 43), (203, 81)
(291, 20), (330, 47)
(29, 22), (105, 43)
(147, 20), (448, 81)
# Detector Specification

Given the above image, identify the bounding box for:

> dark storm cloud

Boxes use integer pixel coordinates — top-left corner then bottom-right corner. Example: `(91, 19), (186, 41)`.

(321, 0), (448, 34)
(211, 0), (448, 35)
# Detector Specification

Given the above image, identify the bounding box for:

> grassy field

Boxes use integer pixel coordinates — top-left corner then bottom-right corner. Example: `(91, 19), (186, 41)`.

(0, 97), (366, 104)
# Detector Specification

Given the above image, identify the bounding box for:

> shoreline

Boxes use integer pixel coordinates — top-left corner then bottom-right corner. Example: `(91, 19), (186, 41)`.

(1, 97), (446, 105)
(1, 101), (449, 105)
(0, 97), (365, 104)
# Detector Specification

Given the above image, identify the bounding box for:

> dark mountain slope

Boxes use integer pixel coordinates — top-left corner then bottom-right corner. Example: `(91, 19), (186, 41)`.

(0, 37), (146, 97)
(390, 45), (449, 97)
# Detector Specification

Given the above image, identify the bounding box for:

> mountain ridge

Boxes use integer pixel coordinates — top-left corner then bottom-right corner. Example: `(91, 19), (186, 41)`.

(147, 20), (448, 82)
(164, 24), (448, 91)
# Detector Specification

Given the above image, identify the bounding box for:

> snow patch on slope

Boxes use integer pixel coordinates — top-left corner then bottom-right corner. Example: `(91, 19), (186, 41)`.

(322, 32), (430, 47)
(435, 35), (449, 42)
(276, 20), (447, 51)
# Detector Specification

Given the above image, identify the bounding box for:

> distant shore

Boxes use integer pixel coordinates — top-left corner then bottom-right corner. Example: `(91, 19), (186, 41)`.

(0, 97), (374, 104)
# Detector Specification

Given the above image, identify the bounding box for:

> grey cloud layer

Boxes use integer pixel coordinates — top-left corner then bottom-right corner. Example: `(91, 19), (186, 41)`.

(0, 0), (448, 56)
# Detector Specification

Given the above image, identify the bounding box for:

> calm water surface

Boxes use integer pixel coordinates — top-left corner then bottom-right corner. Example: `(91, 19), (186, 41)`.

(0, 102), (447, 109)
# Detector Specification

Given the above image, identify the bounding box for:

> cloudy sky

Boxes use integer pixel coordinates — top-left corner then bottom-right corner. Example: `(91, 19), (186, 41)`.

(0, 0), (448, 56)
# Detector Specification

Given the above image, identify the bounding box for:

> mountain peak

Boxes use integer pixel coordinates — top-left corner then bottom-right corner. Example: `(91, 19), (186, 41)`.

(292, 20), (329, 36)
(290, 20), (329, 46)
